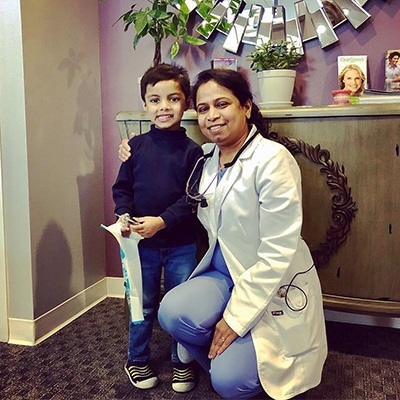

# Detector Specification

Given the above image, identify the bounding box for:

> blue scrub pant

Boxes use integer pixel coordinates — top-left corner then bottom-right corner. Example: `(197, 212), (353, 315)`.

(158, 269), (264, 399)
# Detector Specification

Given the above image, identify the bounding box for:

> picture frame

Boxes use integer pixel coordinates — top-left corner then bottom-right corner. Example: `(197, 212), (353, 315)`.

(337, 55), (367, 96)
(384, 49), (400, 92)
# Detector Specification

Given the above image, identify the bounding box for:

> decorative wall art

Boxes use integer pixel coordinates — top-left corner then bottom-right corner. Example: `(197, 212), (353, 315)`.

(180, 0), (371, 51)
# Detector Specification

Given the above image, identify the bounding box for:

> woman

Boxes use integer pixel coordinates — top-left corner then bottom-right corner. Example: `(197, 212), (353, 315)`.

(119, 69), (327, 399)
(338, 64), (366, 96)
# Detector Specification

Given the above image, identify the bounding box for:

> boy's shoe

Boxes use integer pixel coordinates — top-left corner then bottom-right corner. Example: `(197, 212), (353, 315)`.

(172, 362), (197, 393)
(124, 360), (158, 389)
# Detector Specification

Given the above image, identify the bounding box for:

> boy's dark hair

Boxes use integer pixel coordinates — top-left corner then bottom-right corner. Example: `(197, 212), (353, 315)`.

(140, 63), (191, 102)
(192, 68), (269, 138)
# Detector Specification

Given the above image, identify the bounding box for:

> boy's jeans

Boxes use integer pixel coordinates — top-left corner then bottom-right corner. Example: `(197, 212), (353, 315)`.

(127, 243), (197, 364)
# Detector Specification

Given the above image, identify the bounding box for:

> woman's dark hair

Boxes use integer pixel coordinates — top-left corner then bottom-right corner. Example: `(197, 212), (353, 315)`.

(191, 69), (269, 138)
(140, 63), (191, 102)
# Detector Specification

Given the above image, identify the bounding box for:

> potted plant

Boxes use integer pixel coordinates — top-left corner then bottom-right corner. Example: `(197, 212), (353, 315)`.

(117, 0), (206, 66)
(247, 40), (303, 107)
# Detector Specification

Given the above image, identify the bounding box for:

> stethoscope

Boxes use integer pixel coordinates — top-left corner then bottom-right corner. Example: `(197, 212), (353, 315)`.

(186, 130), (260, 208)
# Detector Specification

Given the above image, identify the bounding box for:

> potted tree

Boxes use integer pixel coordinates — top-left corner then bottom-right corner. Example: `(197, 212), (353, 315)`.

(118, 0), (206, 66)
(247, 40), (303, 107)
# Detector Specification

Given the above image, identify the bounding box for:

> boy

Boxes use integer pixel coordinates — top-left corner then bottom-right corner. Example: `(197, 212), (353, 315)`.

(112, 63), (202, 393)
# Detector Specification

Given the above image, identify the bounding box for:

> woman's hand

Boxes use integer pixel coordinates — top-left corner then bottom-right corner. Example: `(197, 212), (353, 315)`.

(208, 318), (239, 359)
(129, 216), (166, 239)
(118, 138), (132, 162)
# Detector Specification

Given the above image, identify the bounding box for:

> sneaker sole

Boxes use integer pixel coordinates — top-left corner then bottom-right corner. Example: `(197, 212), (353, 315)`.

(172, 381), (196, 393)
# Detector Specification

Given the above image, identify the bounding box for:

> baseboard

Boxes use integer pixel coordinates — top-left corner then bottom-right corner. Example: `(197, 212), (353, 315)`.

(8, 277), (125, 346)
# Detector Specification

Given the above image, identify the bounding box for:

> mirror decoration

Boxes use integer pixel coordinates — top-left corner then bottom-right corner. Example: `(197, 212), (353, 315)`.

(175, 0), (371, 50)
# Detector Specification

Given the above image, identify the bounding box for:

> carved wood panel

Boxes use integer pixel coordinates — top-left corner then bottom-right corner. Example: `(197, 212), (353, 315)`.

(268, 130), (357, 268)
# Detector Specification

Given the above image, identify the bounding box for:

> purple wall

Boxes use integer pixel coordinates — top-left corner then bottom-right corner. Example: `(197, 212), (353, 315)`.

(99, 0), (400, 276)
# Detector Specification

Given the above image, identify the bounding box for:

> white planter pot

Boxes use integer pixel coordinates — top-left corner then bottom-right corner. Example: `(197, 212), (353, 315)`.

(257, 69), (296, 107)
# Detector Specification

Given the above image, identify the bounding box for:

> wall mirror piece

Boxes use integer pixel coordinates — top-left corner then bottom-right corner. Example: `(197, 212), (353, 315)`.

(191, 0), (370, 49)
(223, 3), (252, 52)
(196, 0), (230, 39)
(242, 5), (263, 45)
(217, 0), (243, 34)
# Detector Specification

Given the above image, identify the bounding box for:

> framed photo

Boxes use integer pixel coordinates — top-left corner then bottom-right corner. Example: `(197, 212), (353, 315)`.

(211, 58), (237, 70)
(384, 49), (400, 92)
(337, 55), (367, 96)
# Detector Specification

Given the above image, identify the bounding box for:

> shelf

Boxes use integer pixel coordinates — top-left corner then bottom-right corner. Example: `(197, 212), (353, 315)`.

(116, 103), (400, 123)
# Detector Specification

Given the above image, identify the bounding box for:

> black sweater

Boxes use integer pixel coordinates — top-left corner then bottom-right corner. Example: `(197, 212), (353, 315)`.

(112, 125), (203, 248)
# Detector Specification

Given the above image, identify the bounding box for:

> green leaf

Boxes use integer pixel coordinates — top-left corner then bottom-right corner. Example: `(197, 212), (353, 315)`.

(134, 12), (149, 36)
(123, 20), (134, 32)
(168, 22), (178, 36)
(122, 11), (134, 24)
(149, 9), (170, 20)
(183, 35), (206, 46)
(154, 0), (167, 12)
(170, 41), (179, 59)
(172, 0), (190, 15)
(178, 11), (189, 25)
(133, 34), (140, 49)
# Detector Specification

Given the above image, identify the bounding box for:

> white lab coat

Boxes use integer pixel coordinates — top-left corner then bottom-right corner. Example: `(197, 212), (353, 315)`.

(192, 126), (328, 400)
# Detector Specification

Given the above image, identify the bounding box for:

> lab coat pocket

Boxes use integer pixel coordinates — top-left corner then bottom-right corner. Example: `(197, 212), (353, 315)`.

(269, 283), (317, 357)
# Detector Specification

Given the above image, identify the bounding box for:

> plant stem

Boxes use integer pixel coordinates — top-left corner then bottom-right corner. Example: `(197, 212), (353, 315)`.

(153, 41), (161, 66)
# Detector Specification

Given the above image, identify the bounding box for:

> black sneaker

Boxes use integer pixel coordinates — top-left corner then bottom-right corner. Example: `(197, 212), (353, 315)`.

(124, 360), (158, 389)
(172, 362), (197, 393)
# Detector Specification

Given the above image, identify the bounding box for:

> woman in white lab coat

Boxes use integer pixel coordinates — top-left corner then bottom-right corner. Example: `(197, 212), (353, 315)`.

(158, 69), (328, 400)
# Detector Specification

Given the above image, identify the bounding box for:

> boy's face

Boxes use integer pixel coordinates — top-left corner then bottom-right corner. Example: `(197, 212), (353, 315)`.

(143, 80), (189, 130)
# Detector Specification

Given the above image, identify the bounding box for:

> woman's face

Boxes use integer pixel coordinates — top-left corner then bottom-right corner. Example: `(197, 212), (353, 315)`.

(195, 80), (252, 150)
(342, 69), (362, 94)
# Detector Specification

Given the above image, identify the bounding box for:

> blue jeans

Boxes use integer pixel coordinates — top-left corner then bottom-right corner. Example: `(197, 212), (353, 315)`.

(128, 243), (197, 364)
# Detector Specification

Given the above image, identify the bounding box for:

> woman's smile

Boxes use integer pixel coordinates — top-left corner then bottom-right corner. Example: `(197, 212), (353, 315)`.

(207, 123), (226, 133)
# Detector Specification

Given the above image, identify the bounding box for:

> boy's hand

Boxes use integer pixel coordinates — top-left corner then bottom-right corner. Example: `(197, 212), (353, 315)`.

(118, 131), (137, 162)
(130, 216), (166, 238)
(116, 213), (132, 237)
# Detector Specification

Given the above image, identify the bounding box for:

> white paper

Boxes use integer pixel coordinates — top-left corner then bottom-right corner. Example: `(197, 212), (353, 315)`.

(101, 222), (144, 324)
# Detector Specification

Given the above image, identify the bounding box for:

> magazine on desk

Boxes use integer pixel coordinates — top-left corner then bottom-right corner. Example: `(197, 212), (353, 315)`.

(337, 55), (368, 91)
(384, 49), (400, 92)
(358, 89), (400, 104)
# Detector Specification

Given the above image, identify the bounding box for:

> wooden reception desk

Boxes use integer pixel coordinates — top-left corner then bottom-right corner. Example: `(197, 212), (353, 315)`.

(116, 104), (400, 316)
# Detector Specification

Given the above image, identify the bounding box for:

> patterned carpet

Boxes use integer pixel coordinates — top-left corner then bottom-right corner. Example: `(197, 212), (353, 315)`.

(0, 297), (399, 400)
